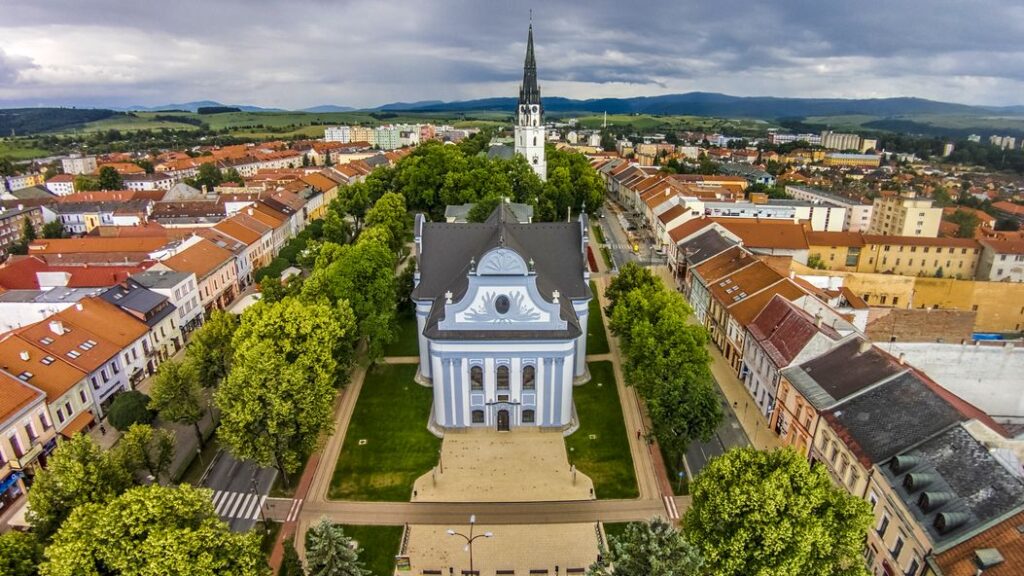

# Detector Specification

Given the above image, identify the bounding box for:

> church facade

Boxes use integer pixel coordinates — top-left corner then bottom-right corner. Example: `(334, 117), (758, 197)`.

(411, 204), (592, 431)
(515, 24), (546, 181)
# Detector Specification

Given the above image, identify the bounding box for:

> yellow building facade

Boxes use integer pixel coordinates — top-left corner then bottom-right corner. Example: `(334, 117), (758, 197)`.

(867, 195), (943, 237)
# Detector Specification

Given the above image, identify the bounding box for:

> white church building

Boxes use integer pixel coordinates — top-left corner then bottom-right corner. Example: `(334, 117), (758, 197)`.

(515, 23), (547, 181)
(411, 204), (592, 431)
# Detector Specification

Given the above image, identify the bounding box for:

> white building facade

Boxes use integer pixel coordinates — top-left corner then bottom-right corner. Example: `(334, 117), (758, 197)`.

(514, 25), (546, 181)
(412, 206), (591, 431)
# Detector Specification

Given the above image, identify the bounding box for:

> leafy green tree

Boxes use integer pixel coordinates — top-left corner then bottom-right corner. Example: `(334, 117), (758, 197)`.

(279, 537), (305, 576)
(467, 195), (503, 222)
(305, 520), (369, 576)
(590, 519), (702, 576)
(188, 162), (224, 191)
(216, 298), (356, 486)
(134, 159), (154, 174)
(97, 165), (124, 190)
(683, 448), (872, 576)
(8, 217), (37, 255)
(149, 358), (207, 447)
(41, 484), (268, 576)
(392, 141), (468, 217)
(0, 530), (43, 576)
(73, 174), (100, 191)
(27, 433), (133, 539)
(224, 167), (245, 185)
(603, 262), (659, 315)
(807, 254), (827, 270)
(0, 157), (15, 177)
(259, 276), (289, 303)
(946, 210), (979, 238)
(395, 257), (416, 316)
(363, 191), (410, 253)
(335, 184), (372, 233)
(115, 424), (175, 484)
(321, 207), (352, 245)
(302, 234), (396, 360)
(107, 391), (155, 431)
(41, 220), (67, 238)
(186, 310), (238, 388)
(440, 158), (513, 208)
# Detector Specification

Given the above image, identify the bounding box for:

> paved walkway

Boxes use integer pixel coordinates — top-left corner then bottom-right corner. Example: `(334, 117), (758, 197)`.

(412, 429), (594, 502)
(706, 344), (783, 452)
(404, 523), (600, 576)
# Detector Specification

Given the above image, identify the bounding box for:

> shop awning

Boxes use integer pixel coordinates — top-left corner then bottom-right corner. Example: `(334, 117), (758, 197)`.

(59, 411), (95, 437)
(0, 471), (23, 493)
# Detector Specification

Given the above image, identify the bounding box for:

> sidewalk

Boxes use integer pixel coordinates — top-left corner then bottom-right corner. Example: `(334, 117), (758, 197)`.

(706, 346), (782, 452)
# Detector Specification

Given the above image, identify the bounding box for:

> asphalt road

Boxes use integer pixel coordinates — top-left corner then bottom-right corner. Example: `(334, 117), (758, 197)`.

(201, 450), (277, 532)
(685, 386), (751, 476)
(598, 201), (667, 270)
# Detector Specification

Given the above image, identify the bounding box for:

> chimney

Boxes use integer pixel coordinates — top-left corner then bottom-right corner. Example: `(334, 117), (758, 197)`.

(75, 303), (84, 311)
(858, 339), (872, 354)
(20, 351), (30, 361)
(49, 320), (64, 335)
(814, 312), (822, 328)
(898, 352), (906, 365)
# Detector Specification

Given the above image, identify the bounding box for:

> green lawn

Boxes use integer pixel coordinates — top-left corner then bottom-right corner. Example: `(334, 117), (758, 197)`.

(587, 281), (610, 355)
(382, 314), (420, 357)
(330, 363), (440, 501)
(660, 443), (690, 496)
(0, 140), (53, 160)
(567, 362), (638, 499)
(331, 525), (404, 576)
(602, 522), (633, 544)
(176, 437), (221, 485)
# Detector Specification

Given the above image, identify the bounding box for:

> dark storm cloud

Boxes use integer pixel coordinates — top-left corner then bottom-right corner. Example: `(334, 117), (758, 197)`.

(0, 0), (1022, 108)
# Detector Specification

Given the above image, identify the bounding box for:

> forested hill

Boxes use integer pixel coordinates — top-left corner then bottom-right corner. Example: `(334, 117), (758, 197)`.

(0, 108), (120, 136)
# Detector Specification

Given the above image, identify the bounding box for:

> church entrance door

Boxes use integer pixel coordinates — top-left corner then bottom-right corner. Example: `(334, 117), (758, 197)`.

(497, 409), (510, 432)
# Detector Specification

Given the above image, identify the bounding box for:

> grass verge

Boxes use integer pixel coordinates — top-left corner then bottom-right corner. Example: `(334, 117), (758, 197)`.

(587, 281), (610, 355)
(659, 443), (690, 496)
(333, 525), (404, 576)
(329, 363), (440, 501)
(177, 437), (221, 485)
(601, 246), (614, 270)
(382, 314), (420, 357)
(566, 361), (638, 499)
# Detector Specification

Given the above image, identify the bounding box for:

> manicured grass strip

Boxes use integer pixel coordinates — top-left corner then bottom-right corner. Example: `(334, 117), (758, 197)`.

(177, 437), (220, 485)
(567, 362), (639, 499)
(382, 314), (420, 357)
(660, 443), (690, 496)
(336, 525), (404, 576)
(330, 364), (440, 501)
(602, 522), (633, 544)
(587, 281), (610, 355)
(601, 246), (614, 269)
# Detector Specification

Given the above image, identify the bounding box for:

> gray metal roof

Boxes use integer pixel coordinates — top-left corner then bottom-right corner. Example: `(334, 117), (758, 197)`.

(826, 371), (967, 465)
(678, 229), (738, 265)
(485, 144), (515, 161)
(130, 270), (191, 289)
(101, 283), (173, 327)
(0, 287), (103, 303)
(782, 338), (906, 411)
(413, 204), (589, 340)
(879, 424), (1024, 551)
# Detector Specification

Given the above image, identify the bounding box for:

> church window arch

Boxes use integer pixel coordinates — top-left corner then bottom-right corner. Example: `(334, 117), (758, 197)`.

(470, 365), (483, 390)
(496, 365), (510, 390)
(533, 136), (537, 146)
(472, 410), (485, 424)
(522, 365), (536, 390)
(522, 409), (535, 423)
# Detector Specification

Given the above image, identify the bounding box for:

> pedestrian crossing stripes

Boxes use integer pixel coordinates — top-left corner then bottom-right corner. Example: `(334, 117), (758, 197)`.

(286, 498), (304, 523)
(663, 495), (680, 520)
(211, 490), (267, 521)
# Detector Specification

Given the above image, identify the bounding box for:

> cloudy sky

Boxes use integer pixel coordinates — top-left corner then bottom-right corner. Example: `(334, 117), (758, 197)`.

(1, 0), (1023, 109)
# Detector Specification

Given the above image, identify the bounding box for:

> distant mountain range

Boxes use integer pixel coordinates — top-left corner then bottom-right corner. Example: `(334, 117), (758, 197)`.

(116, 93), (1024, 118)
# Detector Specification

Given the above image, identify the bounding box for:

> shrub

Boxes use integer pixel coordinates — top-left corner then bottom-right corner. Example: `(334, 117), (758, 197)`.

(107, 391), (155, 431)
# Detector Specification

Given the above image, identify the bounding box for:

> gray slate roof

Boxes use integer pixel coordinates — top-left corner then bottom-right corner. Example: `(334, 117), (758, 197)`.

(413, 204), (589, 340)
(825, 371), (967, 466)
(485, 144), (515, 161)
(130, 270), (191, 289)
(782, 338), (906, 410)
(679, 229), (738, 265)
(101, 283), (173, 327)
(879, 424), (1024, 551)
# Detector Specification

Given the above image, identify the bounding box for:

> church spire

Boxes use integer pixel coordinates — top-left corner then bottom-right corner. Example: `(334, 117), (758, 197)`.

(519, 22), (541, 105)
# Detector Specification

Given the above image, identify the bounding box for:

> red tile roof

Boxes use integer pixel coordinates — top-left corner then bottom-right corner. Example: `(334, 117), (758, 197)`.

(0, 256), (153, 290)
(928, 510), (1024, 576)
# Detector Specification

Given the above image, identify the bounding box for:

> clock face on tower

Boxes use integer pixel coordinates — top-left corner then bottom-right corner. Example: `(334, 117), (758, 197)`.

(531, 105), (539, 114)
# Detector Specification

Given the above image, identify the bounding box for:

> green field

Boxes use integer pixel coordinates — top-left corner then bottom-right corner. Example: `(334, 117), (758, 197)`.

(587, 281), (610, 355)
(0, 139), (53, 160)
(332, 525), (404, 576)
(567, 361), (638, 499)
(330, 363), (440, 501)
(575, 113), (774, 134)
(382, 314), (420, 358)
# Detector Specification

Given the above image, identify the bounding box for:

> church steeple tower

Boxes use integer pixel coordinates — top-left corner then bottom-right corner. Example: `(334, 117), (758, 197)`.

(515, 20), (546, 181)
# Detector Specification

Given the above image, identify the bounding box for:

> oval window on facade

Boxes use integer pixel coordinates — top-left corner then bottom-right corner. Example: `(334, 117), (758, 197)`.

(495, 295), (511, 314)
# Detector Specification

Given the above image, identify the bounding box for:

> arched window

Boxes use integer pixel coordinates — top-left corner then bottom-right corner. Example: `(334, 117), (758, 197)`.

(472, 410), (485, 424)
(496, 365), (509, 390)
(533, 136), (537, 146)
(522, 365), (536, 390)
(522, 409), (535, 423)
(470, 366), (483, 390)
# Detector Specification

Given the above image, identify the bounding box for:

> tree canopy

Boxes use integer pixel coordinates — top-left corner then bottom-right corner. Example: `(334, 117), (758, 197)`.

(97, 166), (124, 190)
(116, 423), (176, 484)
(305, 520), (370, 576)
(590, 519), (703, 576)
(148, 358), (207, 447)
(0, 530), (44, 576)
(106, 391), (155, 431)
(683, 448), (872, 576)
(27, 433), (133, 539)
(185, 310), (238, 388)
(216, 297), (356, 485)
(41, 484), (268, 576)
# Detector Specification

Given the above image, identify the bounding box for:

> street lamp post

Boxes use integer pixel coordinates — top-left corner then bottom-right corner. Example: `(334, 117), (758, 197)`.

(447, 515), (492, 574)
